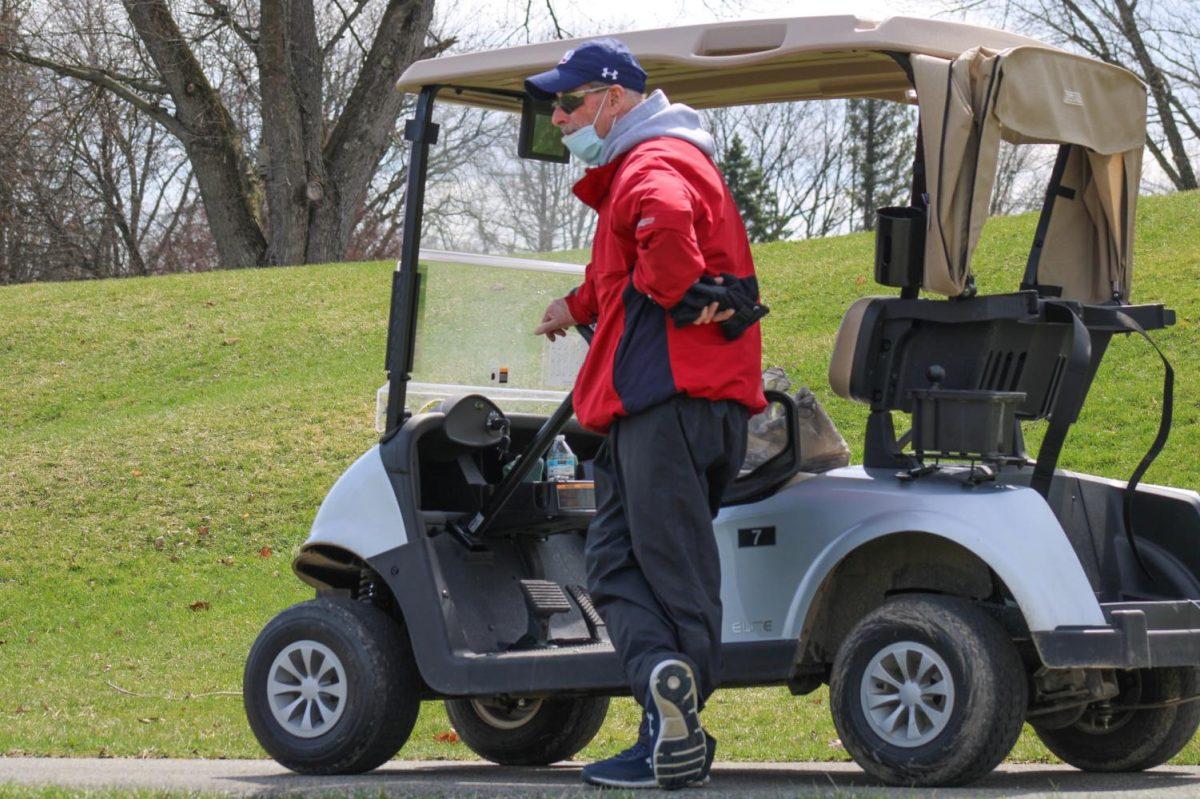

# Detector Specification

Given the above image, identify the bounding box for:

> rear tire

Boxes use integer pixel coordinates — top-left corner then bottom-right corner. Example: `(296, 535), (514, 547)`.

(829, 594), (1026, 787)
(1035, 667), (1200, 772)
(444, 695), (609, 765)
(244, 598), (421, 774)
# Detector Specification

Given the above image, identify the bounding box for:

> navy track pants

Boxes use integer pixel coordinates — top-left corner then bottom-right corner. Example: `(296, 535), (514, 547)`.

(584, 394), (749, 710)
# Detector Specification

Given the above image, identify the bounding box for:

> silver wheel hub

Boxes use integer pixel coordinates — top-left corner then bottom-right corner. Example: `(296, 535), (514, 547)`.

(267, 640), (347, 739)
(470, 697), (543, 730)
(859, 640), (955, 748)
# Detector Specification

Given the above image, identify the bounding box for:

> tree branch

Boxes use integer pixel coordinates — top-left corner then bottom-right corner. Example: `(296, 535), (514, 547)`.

(194, 0), (258, 48)
(545, 0), (568, 39)
(0, 46), (185, 138)
(418, 34), (456, 60)
(322, 0), (369, 61)
(1144, 135), (1182, 188)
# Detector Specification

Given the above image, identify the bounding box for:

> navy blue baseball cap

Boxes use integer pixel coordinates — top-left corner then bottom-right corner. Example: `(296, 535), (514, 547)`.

(524, 38), (647, 100)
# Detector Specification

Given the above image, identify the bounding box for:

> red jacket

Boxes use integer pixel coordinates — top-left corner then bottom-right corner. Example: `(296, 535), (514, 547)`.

(563, 136), (766, 434)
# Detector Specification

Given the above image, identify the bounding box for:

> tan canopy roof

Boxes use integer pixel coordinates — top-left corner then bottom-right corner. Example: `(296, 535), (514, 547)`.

(913, 46), (1146, 301)
(396, 16), (1047, 111)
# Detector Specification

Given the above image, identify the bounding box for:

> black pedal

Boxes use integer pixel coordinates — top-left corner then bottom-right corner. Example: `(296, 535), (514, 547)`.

(566, 584), (605, 632)
(518, 579), (572, 646)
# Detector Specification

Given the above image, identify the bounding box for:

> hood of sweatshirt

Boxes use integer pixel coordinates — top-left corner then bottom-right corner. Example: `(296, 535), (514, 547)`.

(598, 89), (716, 166)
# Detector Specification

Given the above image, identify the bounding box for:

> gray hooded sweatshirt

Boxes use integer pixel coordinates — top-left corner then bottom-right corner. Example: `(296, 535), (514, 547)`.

(598, 89), (716, 166)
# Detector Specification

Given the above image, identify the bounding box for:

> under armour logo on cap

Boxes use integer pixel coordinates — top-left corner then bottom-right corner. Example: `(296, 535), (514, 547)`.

(601, 67), (618, 80)
(558, 50), (574, 65)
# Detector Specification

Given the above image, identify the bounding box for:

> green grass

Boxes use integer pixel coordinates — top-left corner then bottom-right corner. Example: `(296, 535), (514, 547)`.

(0, 190), (1198, 764)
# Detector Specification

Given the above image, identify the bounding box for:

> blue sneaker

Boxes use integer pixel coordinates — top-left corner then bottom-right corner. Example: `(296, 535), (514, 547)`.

(580, 737), (656, 789)
(647, 659), (707, 789)
(689, 732), (717, 787)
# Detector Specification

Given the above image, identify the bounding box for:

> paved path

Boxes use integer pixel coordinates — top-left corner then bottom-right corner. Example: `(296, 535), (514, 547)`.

(3, 759), (1200, 797)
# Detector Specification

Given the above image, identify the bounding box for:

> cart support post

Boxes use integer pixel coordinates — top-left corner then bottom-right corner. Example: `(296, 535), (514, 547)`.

(384, 85), (441, 437)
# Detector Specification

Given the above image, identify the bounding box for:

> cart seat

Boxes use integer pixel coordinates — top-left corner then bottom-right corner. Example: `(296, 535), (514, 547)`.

(826, 292), (1077, 419)
(829, 297), (891, 404)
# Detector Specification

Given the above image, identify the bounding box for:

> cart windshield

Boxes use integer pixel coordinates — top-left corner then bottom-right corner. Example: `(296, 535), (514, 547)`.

(404, 250), (589, 414)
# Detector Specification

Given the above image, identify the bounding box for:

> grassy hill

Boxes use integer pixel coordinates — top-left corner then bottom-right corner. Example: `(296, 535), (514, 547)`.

(0, 190), (1197, 763)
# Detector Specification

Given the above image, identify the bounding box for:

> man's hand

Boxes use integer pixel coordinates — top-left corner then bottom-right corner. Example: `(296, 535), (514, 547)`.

(692, 276), (735, 325)
(534, 297), (577, 341)
(668, 273), (768, 339)
(669, 275), (736, 326)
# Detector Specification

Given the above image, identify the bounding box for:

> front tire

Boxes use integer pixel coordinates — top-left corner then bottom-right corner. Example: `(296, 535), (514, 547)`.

(244, 598), (421, 774)
(1035, 667), (1200, 772)
(829, 594), (1027, 787)
(444, 695), (609, 765)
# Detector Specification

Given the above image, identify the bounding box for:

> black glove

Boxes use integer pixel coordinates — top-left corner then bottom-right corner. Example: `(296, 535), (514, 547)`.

(669, 273), (769, 340)
(668, 276), (732, 324)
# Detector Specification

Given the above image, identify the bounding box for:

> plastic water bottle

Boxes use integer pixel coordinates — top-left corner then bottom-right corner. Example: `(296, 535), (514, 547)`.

(545, 435), (578, 482)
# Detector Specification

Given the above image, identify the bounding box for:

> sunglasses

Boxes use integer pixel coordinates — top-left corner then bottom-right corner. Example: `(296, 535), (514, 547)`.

(553, 86), (610, 114)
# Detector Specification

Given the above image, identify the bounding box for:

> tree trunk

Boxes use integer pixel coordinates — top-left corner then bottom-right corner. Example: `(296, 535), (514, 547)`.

(122, 0), (266, 268)
(1112, 0), (1197, 189)
(259, 0), (327, 265)
(308, 0), (436, 264)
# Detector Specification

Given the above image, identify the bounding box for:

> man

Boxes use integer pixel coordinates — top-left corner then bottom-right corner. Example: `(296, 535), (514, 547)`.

(527, 38), (767, 790)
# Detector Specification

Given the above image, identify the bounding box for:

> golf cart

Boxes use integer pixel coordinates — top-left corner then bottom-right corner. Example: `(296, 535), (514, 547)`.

(243, 15), (1200, 787)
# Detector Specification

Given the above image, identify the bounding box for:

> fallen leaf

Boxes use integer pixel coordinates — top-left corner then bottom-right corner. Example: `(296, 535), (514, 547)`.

(153, 536), (165, 550)
(204, 300), (216, 307)
(197, 525), (209, 538)
(137, 717), (160, 724)
(242, 513), (250, 520)
(188, 600), (210, 612)
(828, 738), (843, 749)
(219, 556), (235, 566)
(854, 275), (866, 286)
(258, 547), (272, 558)
(131, 469), (142, 477)
(222, 337), (239, 346)
(434, 730), (460, 743)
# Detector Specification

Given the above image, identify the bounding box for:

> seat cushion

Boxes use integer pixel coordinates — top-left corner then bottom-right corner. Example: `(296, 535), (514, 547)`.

(828, 296), (888, 402)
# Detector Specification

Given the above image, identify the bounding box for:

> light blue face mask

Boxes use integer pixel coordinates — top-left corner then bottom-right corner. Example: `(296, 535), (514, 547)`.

(560, 88), (611, 166)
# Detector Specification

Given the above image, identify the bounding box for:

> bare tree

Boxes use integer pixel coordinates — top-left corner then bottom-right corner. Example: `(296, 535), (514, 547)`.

(428, 116), (594, 256)
(707, 101), (850, 239)
(2, 0), (447, 270)
(943, 0), (1198, 191)
(0, 0), (208, 282)
(349, 98), (507, 260)
(989, 142), (1054, 216)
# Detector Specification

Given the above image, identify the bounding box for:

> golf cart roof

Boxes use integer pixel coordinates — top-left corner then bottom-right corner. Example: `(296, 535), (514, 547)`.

(396, 15), (1049, 111)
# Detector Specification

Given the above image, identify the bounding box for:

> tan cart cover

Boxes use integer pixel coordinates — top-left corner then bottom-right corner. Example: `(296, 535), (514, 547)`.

(912, 46), (1146, 301)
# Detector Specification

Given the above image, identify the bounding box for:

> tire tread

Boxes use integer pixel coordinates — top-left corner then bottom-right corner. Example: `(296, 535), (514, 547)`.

(244, 598), (420, 775)
(830, 594), (1027, 787)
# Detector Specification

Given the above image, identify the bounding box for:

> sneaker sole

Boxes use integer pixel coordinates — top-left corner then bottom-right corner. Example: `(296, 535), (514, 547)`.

(581, 773), (658, 789)
(648, 660), (706, 790)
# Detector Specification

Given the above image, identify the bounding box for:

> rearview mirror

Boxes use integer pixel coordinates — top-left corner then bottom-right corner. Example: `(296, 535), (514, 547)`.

(518, 95), (570, 163)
